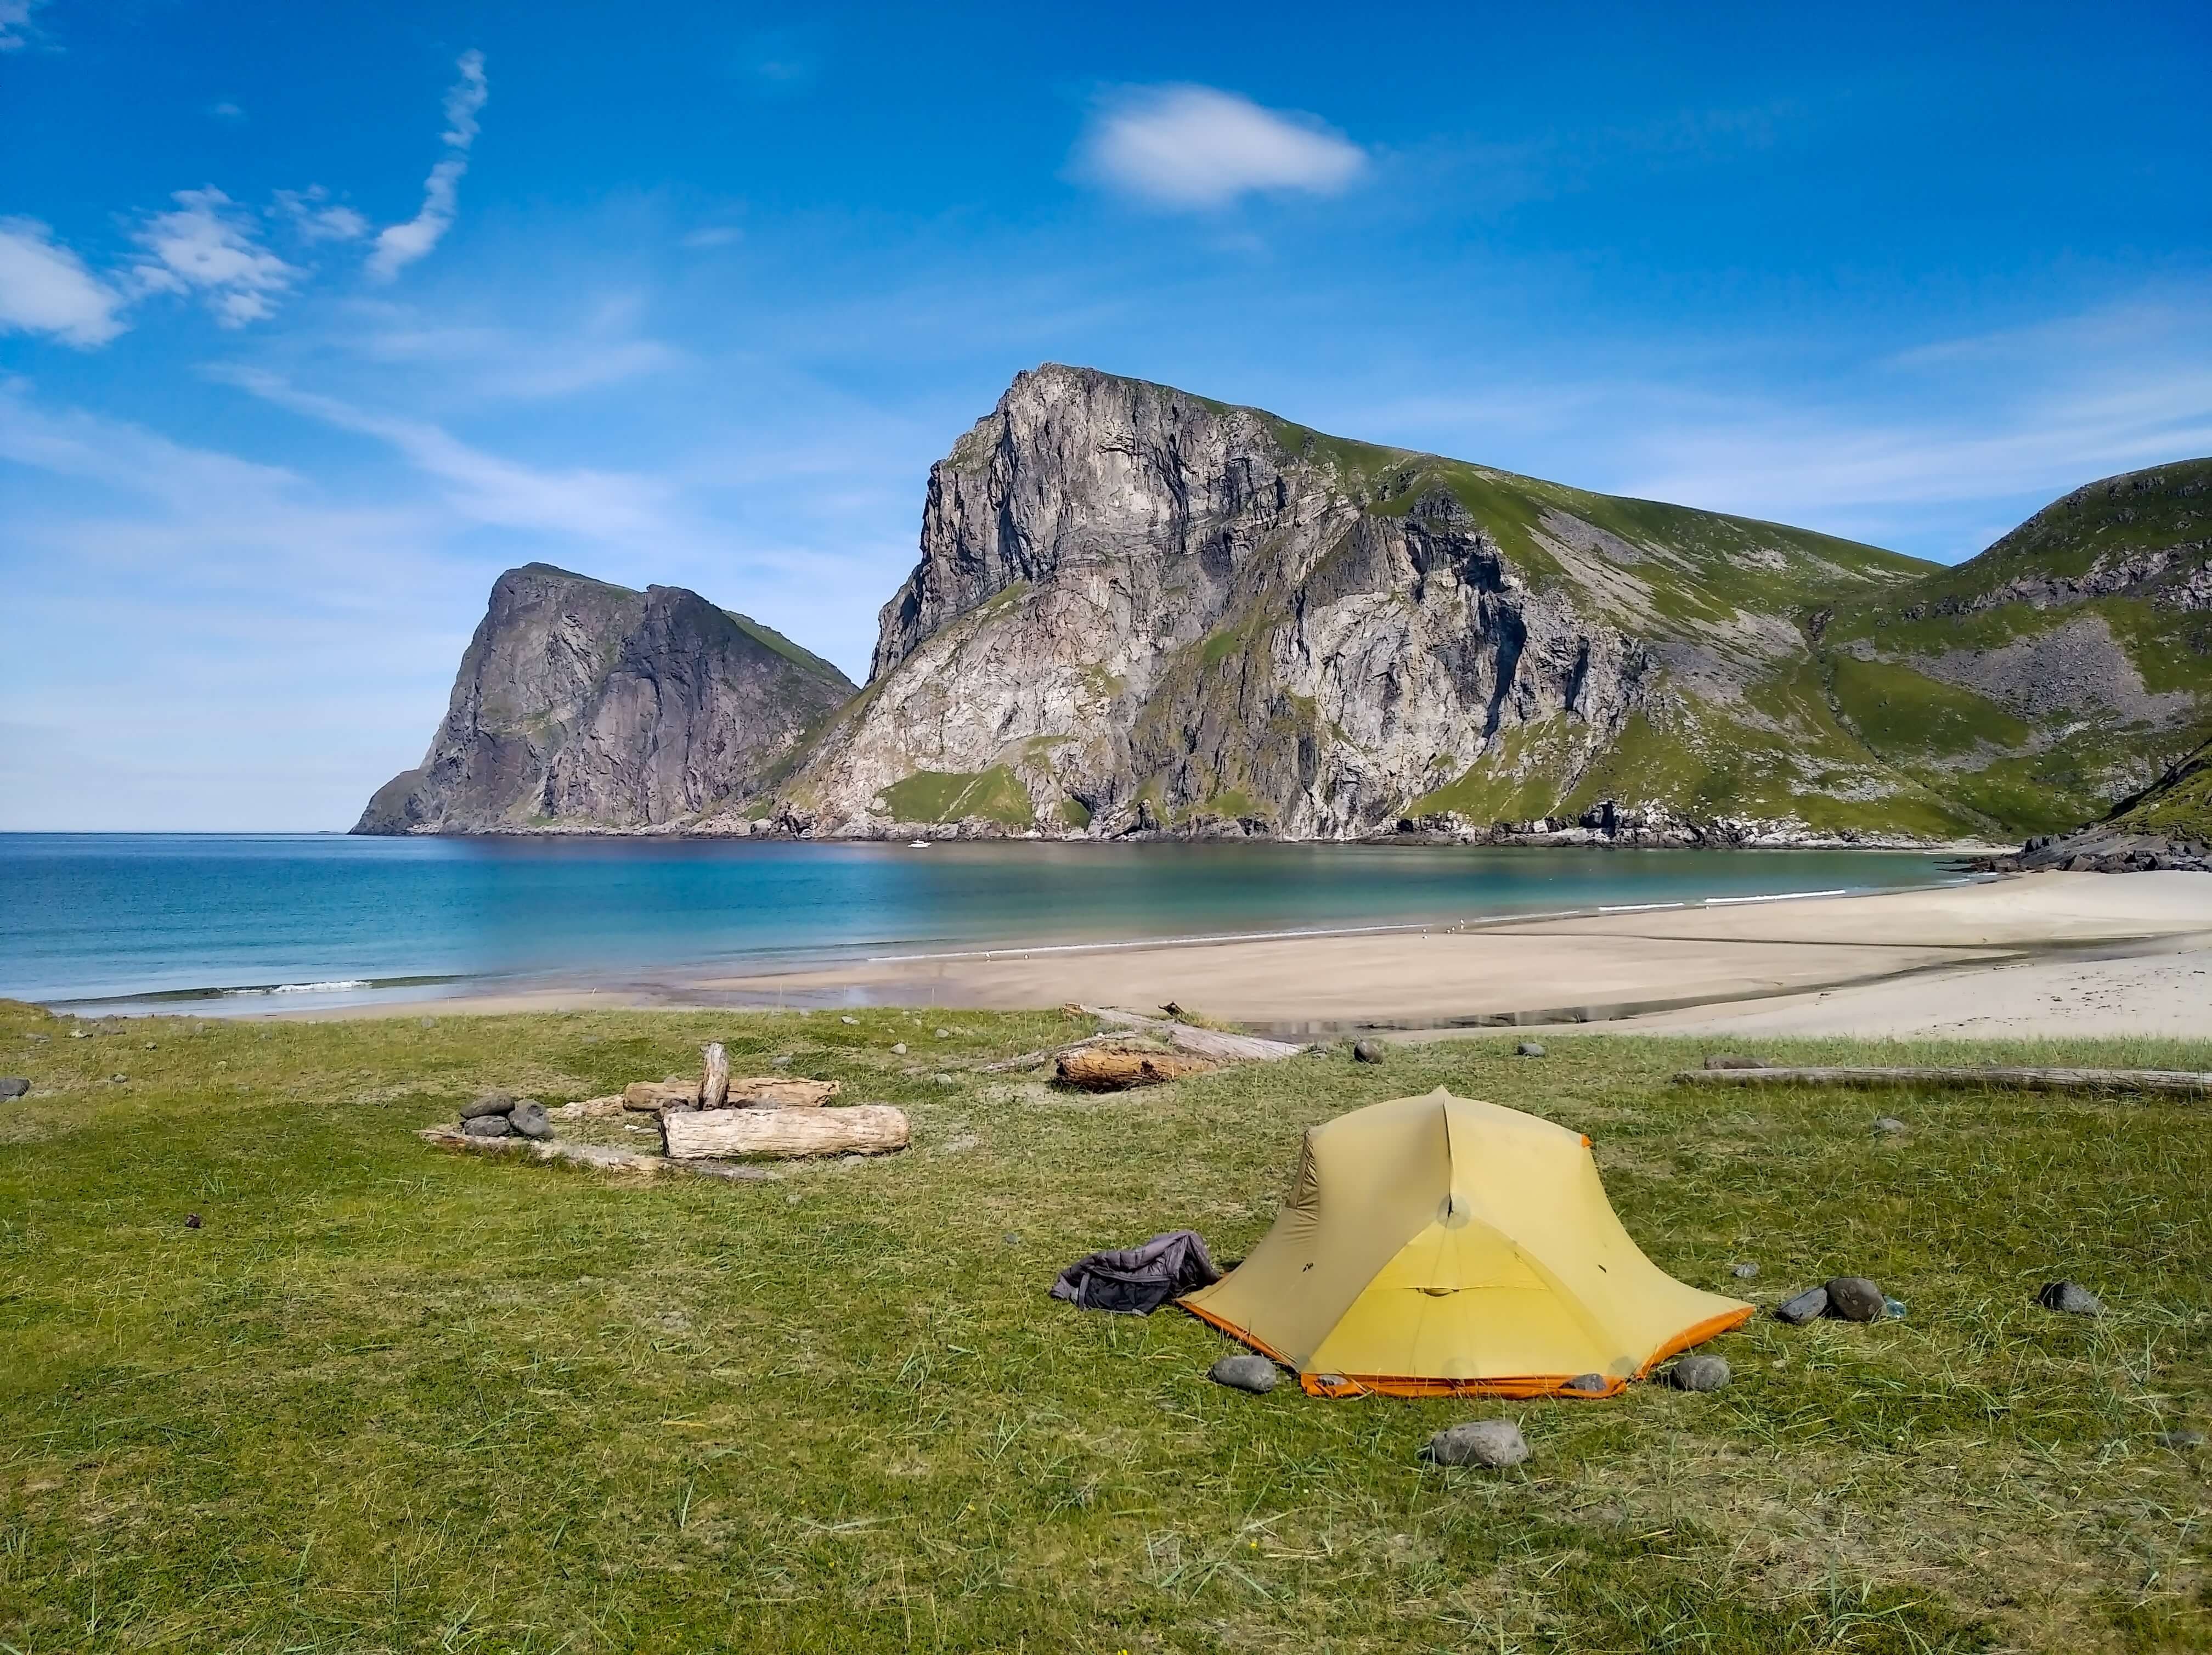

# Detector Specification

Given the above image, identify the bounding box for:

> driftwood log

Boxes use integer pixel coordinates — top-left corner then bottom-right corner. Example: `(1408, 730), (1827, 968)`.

(1079, 1006), (1306, 1063)
(625, 1077), (701, 1111)
(548, 1094), (627, 1121)
(1056, 1045), (1220, 1091)
(417, 1127), (775, 1181)
(979, 1033), (1118, 1073)
(702, 1042), (730, 1108)
(1674, 1065), (2212, 1097)
(663, 1104), (910, 1160)
(727, 1076), (840, 1108)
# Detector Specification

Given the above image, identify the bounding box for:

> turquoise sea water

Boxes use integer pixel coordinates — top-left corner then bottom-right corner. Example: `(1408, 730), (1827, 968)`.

(0, 834), (1967, 1012)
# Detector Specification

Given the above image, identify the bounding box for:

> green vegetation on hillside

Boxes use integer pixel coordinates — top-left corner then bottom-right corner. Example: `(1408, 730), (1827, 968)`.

(2106, 734), (2212, 838)
(3, 999), (2208, 1651)
(876, 766), (1036, 829)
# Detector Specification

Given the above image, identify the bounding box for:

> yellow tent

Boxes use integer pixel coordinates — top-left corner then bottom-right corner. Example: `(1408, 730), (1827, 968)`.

(1182, 1088), (1751, 1398)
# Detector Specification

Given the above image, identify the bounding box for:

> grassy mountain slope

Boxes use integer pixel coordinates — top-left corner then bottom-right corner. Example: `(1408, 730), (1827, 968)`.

(1813, 459), (2212, 834)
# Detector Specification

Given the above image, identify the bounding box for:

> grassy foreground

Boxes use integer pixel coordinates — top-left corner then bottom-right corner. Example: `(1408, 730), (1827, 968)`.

(1, 999), (2208, 1654)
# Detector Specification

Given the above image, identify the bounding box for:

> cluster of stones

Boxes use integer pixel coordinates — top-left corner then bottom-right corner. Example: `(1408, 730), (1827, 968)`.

(459, 1090), (552, 1141)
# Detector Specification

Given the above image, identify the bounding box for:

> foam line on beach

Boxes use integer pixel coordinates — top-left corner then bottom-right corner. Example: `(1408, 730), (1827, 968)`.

(1703, 888), (1849, 907)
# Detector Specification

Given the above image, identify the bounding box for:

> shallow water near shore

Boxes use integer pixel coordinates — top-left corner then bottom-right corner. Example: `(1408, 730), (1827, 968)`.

(0, 833), (1966, 1012)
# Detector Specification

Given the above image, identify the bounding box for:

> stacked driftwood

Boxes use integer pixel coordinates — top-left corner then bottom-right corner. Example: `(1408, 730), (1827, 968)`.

(981, 1006), (1310, 1091)
(632, 1043), (910, 1159)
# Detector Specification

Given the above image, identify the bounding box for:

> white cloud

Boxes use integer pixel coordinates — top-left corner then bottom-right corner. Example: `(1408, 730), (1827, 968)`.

(274, 187), (370, 243)
(1077, 85), (1365, 210)
(0, 0), (44, 51)
(369, 50), (488, 280)
(0, 218), (128, 346)
(211, 100), (246, 121)
(128, 187), (300, 326)
(215, 365), (674, 539)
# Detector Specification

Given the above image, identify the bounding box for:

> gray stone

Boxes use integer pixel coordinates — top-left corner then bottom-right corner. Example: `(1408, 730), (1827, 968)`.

(1775, 1286), (1829, 1325)
(1352, 1039), (1386, 1063)
(1664, 1354), (1732, 1392)
(509, 1101), (552, 1141)
(2154, 1428), (2205, 1450)
(1703, 1053), (1767, 1070)
(1516, 1040), (1547, 1057)
(0, 1078), (28, 1099)
(351, 565), (856, 835)
(460, 1092), (514, 1120)
(1561, 1372), (1609, 1395)
(184, 1213), (201, 1229)
(462, 1114), (514, 1138)
(771, 1054), (793, 1067)
(934, 1027), (952, 1038)
(2037, 1280), (2103, 1316)
(109, 1073), (128, 1084)
(1729, 1262), (1758, 1279)
(1883, 1297), (1909, 1319)
(1208, 1354), (1279, 1394)
(890, 1042), (907, 1055)
(1423, 1420), (1530, 1468)
(1825, 1276), (1887, 1322)
(840, 1015), (859, 1025)
(1873, 1116), (1908, 1134)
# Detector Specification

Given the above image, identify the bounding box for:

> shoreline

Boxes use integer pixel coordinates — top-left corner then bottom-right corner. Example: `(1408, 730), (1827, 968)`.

(196, 870), (2212, 1040)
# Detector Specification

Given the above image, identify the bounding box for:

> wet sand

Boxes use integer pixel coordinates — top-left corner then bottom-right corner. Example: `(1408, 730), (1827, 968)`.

(285, 872), (2212, 1040)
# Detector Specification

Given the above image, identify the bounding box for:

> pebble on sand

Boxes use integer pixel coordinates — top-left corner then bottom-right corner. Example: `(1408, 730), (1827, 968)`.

(1423, 1420), (1530, 1468)
(2037, 1280), (2103, 1316)
(1209, 1354), (1279, 1394)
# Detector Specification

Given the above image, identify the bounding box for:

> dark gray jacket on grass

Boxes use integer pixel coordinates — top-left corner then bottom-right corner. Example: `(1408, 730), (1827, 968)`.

(1052, 1230), (1221, 1316)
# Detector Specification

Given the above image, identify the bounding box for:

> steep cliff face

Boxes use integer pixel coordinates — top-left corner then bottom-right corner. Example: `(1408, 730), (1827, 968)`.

(355, 564), (855, 834)
(776, 364), (1950, 840)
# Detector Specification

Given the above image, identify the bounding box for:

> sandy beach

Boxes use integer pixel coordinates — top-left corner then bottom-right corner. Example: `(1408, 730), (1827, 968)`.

(289, 871), (2212, 1040)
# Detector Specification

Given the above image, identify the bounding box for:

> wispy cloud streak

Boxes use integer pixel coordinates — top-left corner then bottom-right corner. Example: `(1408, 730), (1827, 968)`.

(368, 50), (489, 280)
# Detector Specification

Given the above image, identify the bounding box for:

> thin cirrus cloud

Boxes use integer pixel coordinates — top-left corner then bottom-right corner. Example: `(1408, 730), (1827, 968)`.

(1076, 84), (1366, 209)
(128, 188), (302, 327)
(368, 50), (489, 280)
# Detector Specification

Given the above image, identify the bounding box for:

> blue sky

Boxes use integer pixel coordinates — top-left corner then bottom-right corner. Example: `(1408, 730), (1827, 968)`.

(3, 1), (2208, 830)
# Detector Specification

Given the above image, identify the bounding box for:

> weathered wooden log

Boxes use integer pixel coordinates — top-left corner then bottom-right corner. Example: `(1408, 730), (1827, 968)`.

(726, 1075), (840, 1108)
(417, 1127), (776, 1181)
(662, 1105), (910, 1160)
(1673, 1065), (2212, 1097)
(548, 1094), (627, 1121)
(1055, 1045), (1220, 1091)
(702, 1042), (730, 1109)
(979, 1033), (1118, 1073)
(1079, 1006), (1306, 1063)
(624, 1077), (701, 1112)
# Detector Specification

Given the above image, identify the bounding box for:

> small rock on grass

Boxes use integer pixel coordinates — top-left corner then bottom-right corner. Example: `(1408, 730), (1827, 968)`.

(1729, 1262), (1758, 1279)
(1424, 1420), (1530, 1468)
(2155, 1428), (2205, 1450)
(184, 1213), (202, 1230)
(934, 1027), (952, 1038)
(0, 1078), (29, 1100)
(462, 1114), (514, 1138)
(840, 1016), (859, 1026)
(1874, 1116), (1908, 1134)
(510, 1100), (552, 1141)
(1561, 1372), (1609, 1395)
(890, 1042), (907, 1055)
(460, 1091), (514, 1120)
(1352, 1039), (1386, 1063)
(1516, 1040), (1547, 1058)
(1703, 1053), (1767, 1070)
(1775, 1286), (1829, 1325)
(1825, 1276), (1887, 1322)
(1663, 1354), (1731, 1392)
(2038, 1280), (2103, 1316)
(1209, 1354), (1278, 1394)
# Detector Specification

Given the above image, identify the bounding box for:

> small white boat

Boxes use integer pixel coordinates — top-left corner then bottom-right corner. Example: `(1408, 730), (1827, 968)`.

(909, 840), (930, 848)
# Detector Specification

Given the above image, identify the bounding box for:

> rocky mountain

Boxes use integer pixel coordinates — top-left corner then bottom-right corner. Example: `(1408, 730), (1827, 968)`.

(1811, 458), (2212, 835)
(356, 370), (2211, 845)
(355, 564), (854, 834)
(757, 365), (1973, 841)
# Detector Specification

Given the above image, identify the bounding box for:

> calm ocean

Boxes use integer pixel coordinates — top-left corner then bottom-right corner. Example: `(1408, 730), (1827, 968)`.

(0, 834), (1967, 1012)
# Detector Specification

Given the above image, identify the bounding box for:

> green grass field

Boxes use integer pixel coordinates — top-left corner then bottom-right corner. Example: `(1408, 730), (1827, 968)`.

(2, 999), (2208, 1653)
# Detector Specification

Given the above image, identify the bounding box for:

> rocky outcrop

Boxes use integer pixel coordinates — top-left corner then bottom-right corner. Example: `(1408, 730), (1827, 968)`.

(355, 564), (854, 834)
(775, 365), (1936, 840)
